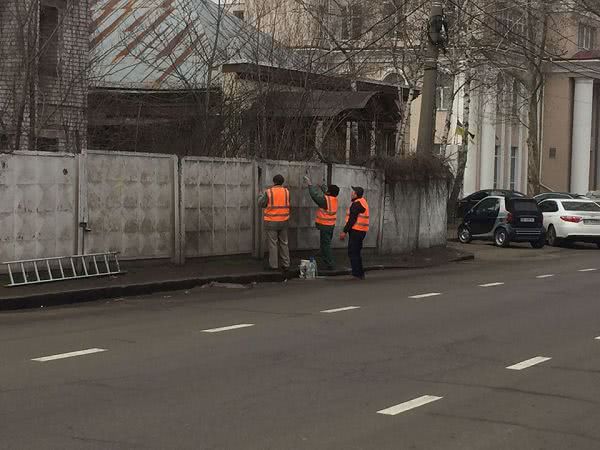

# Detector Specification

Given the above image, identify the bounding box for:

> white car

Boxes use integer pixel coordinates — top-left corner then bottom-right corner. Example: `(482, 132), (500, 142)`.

(539, 199), (600, 247)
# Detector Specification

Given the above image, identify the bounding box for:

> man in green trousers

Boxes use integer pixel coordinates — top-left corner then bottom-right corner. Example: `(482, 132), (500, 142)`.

(304, 175), (340, 270)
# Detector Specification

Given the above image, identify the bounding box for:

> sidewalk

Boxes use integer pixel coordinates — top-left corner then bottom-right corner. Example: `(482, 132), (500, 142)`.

(0, 246), (473, 311)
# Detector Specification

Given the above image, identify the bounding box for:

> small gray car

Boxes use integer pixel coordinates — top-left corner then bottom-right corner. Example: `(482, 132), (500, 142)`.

(458, 196), (546, 248)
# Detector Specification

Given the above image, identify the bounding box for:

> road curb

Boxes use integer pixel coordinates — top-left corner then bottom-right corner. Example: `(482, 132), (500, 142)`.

(0, 253), (474, 311)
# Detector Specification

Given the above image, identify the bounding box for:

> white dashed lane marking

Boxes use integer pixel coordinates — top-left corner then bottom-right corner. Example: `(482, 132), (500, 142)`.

(321, 306), (360, 313)
(536, 274), (554, 279)
(479, 282), (505, 288)
(595, 336), (600, 340)
(201, 324), (255, 333)
(32, 348), (107, 362)
(579, 268), (598, 272)
(409, 293), (442, 299)
(377, 395), (443, 416)
(506, 356), (552, 371)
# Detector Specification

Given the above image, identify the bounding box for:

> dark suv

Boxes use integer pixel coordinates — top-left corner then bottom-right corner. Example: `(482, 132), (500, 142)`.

(458, 196), (546, 248)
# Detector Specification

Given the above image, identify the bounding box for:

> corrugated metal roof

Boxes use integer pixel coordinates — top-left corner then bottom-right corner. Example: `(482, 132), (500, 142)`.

(91, 0), (299, 89)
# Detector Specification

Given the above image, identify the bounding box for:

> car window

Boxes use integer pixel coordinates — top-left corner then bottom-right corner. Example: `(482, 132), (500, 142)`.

(510, 199), (540, 213)
(474, 198), (500, 215)
(540, 201), (558, 213)
(562, 201), (600, 212)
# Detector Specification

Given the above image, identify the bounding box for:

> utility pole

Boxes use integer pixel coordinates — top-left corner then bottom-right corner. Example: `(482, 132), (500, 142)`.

(416, 0), (447, 154)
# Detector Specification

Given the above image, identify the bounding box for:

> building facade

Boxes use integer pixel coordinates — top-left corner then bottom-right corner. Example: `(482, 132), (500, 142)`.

(0, 0), (89, 153)
(229, 0), (600, 195)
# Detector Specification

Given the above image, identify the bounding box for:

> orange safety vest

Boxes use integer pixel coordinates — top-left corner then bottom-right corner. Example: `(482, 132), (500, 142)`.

(263, 186), (290, 222)
(345, 197), (369, 232)
(315, 195), (338, 227)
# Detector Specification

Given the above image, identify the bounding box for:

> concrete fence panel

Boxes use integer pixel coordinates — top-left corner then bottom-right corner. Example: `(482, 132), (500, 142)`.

(380, 181), (421, 254)
(0, 151), (78, 263)
(181, 157), (254, 258)
(418, 179), (449, 248)
(331, 164), (384, 249)
(260, 160), (327, 251)
(83, 150), (177, 260)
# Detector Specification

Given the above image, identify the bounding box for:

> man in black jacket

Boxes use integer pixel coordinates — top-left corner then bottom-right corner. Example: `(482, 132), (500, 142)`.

(340, 186), (369, 280)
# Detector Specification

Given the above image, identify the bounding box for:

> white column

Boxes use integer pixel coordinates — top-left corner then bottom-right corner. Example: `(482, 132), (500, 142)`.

(463, 88), (480, 195)
(479, 93), (496, 189)
(571, 78), (594, 194)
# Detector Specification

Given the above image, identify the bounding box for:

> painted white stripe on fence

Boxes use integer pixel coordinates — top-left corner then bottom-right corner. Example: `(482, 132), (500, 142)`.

(201, 324), (255, 333)
(506, 356), (551, 371)
(579, 268), (598, 272)
(32, 348), (107, 362)
(409, 293), (442, 299)
(321, 306), (360, 313)
(536, 274), (554, 279)
(377, 395), (443, 416)
(479, 282), (505, 288)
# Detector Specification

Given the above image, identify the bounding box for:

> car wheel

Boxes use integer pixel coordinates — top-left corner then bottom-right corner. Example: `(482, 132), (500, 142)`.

(547, 226), (561, 247)
(494, 228), (510, 248)
(458, 226), (472, 244)
(531, 237), (545, 249)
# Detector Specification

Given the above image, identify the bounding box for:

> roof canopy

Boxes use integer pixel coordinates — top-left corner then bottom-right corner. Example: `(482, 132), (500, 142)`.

(264, 91), (378, 118)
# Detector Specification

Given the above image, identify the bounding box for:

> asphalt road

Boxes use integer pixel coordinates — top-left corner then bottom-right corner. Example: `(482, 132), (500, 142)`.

(2, 244), (600, 449)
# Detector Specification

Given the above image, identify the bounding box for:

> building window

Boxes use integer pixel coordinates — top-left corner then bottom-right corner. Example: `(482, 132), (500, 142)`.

(233, 10), (244, 21)
(510, 146), (518, 190)
(549, 147), (557, 159)
(381, 0), (403, 38)
(494, 145), (501, 188)
(497, 5), (525, 36)
(578, 23), (596, 50)
(39, 4), (60, 77)
(37, 137), (59, 152)
(341, 3), (363, 40)
(436, 76), (453, 111)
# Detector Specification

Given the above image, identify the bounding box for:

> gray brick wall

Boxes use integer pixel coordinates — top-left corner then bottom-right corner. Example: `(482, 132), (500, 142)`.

(0, 0), (89, 153)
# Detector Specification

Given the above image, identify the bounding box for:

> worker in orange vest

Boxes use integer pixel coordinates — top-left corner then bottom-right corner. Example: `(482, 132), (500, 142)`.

(340, 186), (369, 280)
(258, 174), (291, 271)
(304, 175), (340, 270)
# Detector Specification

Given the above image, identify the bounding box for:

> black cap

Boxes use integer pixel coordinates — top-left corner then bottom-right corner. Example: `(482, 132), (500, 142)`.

(352, 186), (364, 198)
(328, 184), (340, 197)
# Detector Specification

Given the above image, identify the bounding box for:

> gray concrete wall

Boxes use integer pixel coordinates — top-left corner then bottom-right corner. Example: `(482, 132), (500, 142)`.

(0, 151), (77, 263)
(182, 157), (254, 258)
(0, 152), (449, 268)
(380, 178), (449, 255)
(83, 150), (178, 260)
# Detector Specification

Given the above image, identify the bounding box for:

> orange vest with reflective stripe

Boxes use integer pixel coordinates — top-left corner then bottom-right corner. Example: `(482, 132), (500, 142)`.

(315, 195), (338, 227)
(345, 197), (369, 232)
(264, 186), (290, 222)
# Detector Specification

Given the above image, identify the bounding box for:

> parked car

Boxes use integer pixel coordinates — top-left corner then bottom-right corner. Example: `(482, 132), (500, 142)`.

(586, 191), (600, 201)
(458, 195), (546, 248)
(456, 189), (525, 218)
(534, 192), (585, 203)
(539, 199), (600, 247)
